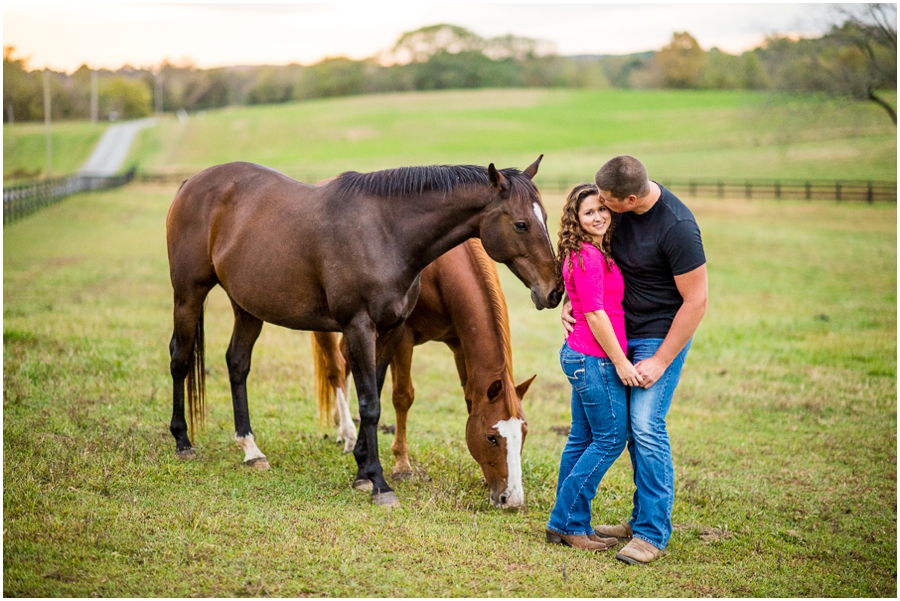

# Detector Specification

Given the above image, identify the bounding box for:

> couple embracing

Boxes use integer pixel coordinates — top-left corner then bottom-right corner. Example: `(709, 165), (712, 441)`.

(545, 155), (708, 565)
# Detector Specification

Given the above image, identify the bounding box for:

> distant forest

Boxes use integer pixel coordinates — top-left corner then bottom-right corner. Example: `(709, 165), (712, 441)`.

(4, 9), (897, 125)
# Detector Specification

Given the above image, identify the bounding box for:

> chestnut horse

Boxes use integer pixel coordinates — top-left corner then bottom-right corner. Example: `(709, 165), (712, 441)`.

(312, 239), (534, 508)
(166, 158), (561, 507)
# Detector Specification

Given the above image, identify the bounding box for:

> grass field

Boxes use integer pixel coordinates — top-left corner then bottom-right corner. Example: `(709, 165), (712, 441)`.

(2, 120), (110, 182)
(4, 89), (897, 184)
(3, 176), (895, 596)
(138, 89), (897, 182)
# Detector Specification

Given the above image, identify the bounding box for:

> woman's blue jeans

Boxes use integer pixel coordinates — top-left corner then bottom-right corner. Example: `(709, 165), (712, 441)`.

(625, 337), (691, 550)
(547, 342), (628, 536)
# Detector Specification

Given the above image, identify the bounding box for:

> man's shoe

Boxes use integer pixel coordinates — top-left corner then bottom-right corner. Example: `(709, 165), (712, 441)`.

(546, 529), (610, 551)
(589, 533), (619, 546)
(595, 523), (632, 539)
(615, 537), (662, 565)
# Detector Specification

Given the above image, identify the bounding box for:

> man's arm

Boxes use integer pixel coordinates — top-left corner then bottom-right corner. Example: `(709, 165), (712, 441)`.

(634, 264), (707, 388)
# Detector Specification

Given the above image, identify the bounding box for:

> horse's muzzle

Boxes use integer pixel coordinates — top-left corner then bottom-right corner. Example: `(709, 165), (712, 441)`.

(531, 286), (563, 310)
(491, 487), (525, 509)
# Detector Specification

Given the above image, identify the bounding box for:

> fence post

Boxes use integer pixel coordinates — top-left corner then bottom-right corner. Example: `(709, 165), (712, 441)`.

(867, 181), (874, 203)
(805, 182), (812, 201)
(775, 181), (781, 200)
(836, 182), (842, 202)
(745, 182), (752, 200)
(717, 181), (724, 198)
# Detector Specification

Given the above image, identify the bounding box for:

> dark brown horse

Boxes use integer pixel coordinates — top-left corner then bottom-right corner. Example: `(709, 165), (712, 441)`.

(166, 158), (561, 506)
(312, 239), (534, 508)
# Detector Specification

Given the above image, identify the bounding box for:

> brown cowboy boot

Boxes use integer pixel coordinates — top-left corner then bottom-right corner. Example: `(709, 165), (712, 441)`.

(594, 522), (632, 539)
(615, 537), (662, 565)
(546, 529), (610, 552)
(589, 533), (619, 546)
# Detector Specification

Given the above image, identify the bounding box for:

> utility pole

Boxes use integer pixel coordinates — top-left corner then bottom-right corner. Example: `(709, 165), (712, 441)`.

(43, 69), (52, 177)
(91, 69), (98, 124)
(155, 71), (163, 116)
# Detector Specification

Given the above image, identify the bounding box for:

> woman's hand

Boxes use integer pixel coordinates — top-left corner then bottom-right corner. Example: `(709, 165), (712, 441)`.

(561, 300), (575, 335)
(614, 359), (644, 388)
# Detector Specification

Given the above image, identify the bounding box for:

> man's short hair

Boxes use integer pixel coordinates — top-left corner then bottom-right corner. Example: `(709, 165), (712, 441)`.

(595, 155), (650, 200)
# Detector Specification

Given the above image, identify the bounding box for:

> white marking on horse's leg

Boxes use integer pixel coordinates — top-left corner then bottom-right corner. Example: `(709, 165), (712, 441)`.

(533, 202), (553, 252)
(335, 386), (357, 453)
(235, 432), (266, 463)
(494, 417), (525, 507)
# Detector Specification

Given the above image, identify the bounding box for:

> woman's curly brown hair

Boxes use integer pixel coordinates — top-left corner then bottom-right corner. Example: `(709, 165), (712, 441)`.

(557, 183), (616, 287)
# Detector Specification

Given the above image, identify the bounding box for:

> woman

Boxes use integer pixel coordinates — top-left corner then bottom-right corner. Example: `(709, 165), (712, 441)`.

(545, 184), (643, 552)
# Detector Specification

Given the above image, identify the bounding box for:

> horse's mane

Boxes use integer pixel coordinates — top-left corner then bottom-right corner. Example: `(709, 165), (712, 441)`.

(333, 164), (535, 199)
(465, 240), (522, 420)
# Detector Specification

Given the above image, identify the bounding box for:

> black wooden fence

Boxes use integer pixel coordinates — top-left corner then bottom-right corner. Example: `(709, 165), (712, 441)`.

(136, 171), (896, 203)
(3, 167), (137, 226)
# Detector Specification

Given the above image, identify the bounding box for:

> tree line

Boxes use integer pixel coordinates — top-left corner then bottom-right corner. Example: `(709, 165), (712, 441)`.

(4, 6), (896, 125)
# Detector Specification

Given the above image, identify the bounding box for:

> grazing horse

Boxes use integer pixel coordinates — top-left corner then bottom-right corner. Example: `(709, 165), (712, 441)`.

(313, 239), (534, 508)
(166, 158), (561, 506)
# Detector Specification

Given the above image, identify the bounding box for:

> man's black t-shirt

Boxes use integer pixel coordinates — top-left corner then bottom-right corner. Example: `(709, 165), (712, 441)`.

(610, 184), (706, 339)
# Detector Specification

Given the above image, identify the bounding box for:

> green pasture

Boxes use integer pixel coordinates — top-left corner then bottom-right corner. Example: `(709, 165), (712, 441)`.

(3, 178), (896, 595)
(2, 121), (110, 182)
(4, 89), (896, 184)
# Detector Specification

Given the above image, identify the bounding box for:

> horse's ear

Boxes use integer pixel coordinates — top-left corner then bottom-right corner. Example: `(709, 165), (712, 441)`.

(488, 163), (510, 195)
(487, 379), (503, 402)
(515, 374), (537, 399)
(522, 154), (543, 180)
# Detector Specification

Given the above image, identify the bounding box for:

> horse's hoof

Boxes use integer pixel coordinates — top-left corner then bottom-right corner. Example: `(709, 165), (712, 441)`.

(371, 491), (401, 507)
(392, 470), (413, 481)
(176, 449), (196, 461)
(352, 478), (373, 492)
(244, 457), (270, 470)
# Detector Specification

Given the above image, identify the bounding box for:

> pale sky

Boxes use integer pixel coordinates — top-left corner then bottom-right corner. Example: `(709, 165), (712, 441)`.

(4, 2), (840, 74)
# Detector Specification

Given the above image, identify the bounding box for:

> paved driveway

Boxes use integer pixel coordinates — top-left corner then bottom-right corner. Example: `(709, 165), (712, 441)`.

(79, 117), (158, 176)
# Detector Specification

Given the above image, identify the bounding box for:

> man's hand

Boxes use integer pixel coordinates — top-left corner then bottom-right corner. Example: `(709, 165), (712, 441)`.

(561, 300), (575, 335)
(634, 355), (669, 388)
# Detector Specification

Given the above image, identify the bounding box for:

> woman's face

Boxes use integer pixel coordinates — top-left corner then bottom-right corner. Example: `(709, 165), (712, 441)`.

(577, 194), (610, 242)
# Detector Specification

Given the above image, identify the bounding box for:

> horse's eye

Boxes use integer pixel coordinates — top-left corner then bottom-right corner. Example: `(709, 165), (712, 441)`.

(487, 435), (499, 446)
(514, 222), (528, 232)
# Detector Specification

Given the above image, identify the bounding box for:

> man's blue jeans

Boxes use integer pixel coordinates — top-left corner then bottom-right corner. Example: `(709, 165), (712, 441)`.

(547, 342), (628, 536)
(626, 337), (691, 550)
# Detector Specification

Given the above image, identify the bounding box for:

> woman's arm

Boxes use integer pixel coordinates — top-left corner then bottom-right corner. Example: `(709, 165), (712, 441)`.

(585, 310), (643, 387)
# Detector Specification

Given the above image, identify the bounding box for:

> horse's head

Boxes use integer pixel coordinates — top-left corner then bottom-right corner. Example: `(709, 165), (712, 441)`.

(465, 375), (535, 509)
(479, 155), (563, 310)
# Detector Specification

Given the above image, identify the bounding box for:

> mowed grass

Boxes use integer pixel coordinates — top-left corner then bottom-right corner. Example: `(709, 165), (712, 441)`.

(3, 181), (895, 596)
(3, 121), (110, 181)
(125, 89), (897, 182)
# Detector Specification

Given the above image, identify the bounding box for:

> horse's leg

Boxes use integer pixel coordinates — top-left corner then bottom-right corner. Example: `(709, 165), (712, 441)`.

(169, 284), (212, 459)
(321, 332), (357, 453)
(389, 328), (416, 480)
(343, 317), (402, 506)
(226, 301), (268, 469)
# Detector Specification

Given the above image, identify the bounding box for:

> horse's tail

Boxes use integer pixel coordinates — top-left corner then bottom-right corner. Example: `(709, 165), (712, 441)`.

(186, 307), (206, 438)
(311, 331), (340, 430)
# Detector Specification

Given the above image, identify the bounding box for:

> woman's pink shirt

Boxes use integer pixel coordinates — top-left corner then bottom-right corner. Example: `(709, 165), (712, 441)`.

(562, 242), (627, 359)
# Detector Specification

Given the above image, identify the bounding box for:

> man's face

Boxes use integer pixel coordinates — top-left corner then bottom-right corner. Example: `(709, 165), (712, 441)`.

(597, 189), (632, 214)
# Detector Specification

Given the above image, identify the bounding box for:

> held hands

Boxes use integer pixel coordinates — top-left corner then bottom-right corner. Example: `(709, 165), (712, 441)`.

(634, 355), (668, 389)
(614, 359), (644, 388)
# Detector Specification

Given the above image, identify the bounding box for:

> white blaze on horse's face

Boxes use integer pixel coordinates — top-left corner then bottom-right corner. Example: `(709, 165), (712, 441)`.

(493, 417), (525, 508)
(532, 202), (553, 253)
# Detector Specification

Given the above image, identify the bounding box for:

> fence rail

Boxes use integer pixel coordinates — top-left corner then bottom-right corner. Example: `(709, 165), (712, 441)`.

(654, 179), (896, 202)
(3, 167), (137, 226)
(135, 171), (896, 202)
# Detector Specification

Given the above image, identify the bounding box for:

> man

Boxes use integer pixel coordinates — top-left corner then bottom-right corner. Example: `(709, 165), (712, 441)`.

(561, 155), (707, 565)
